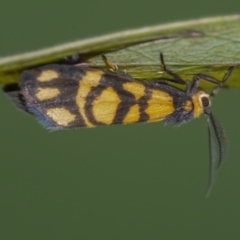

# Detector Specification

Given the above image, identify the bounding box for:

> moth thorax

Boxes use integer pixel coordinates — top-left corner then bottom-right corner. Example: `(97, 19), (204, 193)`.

(192, 90), (211, 118)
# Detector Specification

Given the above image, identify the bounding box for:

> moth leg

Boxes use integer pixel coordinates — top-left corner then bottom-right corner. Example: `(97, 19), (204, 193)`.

(193, 66), (235, 97)
(101, 54), (134, 80)
(159, 52), (186, 85)
(101, 54), (118, 71)
(209, 66), (235, 97)
(152, 77), (187, 86)
(186, 75), (201, 96)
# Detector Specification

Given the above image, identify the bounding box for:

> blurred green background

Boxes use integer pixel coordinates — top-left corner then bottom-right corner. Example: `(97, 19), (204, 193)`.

(1, 1), (240, 239)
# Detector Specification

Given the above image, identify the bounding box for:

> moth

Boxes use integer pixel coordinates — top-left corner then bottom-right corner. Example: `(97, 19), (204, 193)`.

(4, 53), (234, 196)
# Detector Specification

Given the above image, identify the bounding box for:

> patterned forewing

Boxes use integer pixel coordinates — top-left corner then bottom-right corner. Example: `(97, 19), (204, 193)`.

(18, 65), (176, 129)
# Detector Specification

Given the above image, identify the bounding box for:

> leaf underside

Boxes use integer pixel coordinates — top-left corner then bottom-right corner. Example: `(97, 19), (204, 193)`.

(1, 15), (240, 88)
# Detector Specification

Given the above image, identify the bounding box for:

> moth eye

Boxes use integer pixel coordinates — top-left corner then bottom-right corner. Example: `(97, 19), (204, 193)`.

(201, 96), (210, 107)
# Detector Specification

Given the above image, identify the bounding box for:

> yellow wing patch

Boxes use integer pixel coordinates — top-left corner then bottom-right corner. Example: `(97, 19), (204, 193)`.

(37, 70), (59, 82)
(122, 82), (145, 100)
(35, 87), (60, 101)
(92, 87), (121, 124)
(46, 108), (76, 126)
(146, 89), (174, 122)
(123, 104), (140, 124)
(76, 70), (104, 127)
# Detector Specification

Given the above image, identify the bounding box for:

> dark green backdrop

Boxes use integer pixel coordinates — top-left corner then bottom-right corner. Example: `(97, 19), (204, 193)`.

(1, 1), (240, 239)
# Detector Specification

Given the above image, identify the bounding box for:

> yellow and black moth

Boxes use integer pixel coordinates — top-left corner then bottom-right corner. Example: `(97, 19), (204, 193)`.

(4, 53), (235, 196)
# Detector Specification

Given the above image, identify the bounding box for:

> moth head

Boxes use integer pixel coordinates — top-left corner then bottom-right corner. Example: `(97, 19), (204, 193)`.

(192, 90), (211, 118)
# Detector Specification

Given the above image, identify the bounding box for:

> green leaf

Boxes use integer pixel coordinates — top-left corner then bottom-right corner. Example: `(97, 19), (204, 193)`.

(1, 14), (240, 87)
